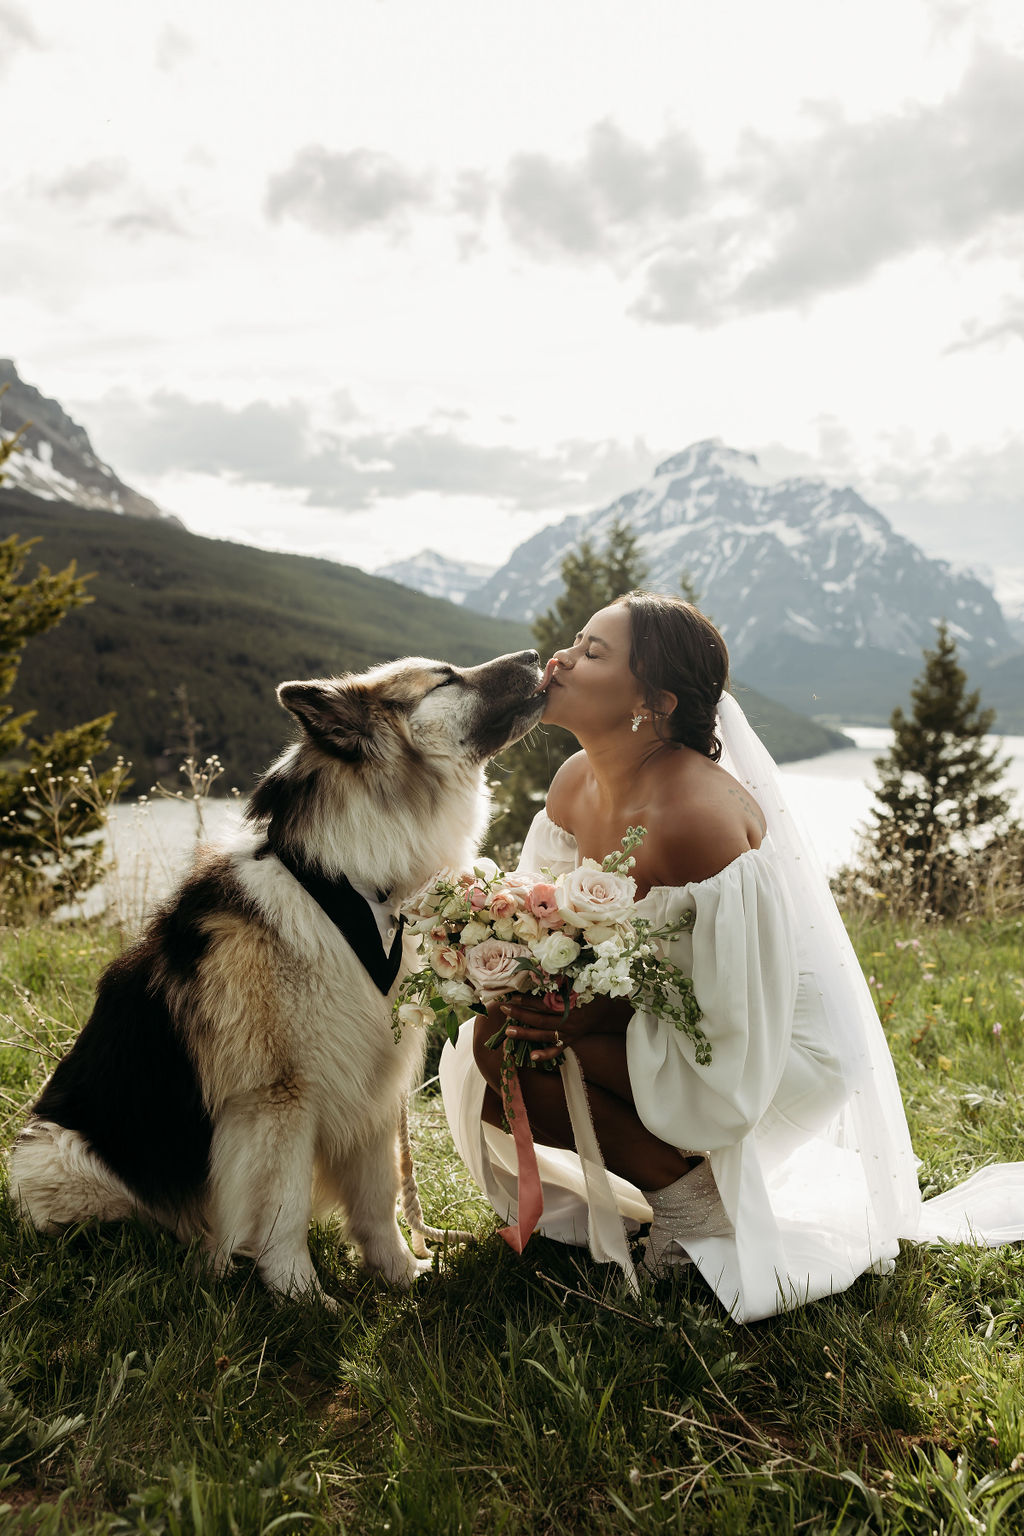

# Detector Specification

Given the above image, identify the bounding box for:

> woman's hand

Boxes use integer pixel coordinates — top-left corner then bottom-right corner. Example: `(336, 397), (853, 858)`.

(501, 991), (633, 1065)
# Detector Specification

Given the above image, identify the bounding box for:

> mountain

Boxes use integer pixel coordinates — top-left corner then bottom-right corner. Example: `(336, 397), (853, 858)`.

(0, 359), (172, 523)
(450, 440), (1018, 726)
(375, 548), (497, 605)
(0, 489), (532, 788)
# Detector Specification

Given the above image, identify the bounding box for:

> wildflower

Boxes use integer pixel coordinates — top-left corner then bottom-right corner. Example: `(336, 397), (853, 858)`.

(993, 1022), (1003, 1037)
(937, 1055), (953, 1072)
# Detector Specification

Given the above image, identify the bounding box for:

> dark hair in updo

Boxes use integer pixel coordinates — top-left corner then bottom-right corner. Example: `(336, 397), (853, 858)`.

(614, 590), (730, 761)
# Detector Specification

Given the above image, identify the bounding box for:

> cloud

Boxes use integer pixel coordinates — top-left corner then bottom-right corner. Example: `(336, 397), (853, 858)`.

(499, 120), (705, 259)
(0, 0), (39, 70)
(46, 159), (132, 203)
(80, 389), (660, 517)
(634, 47), (1024, 324)
(946, 306), (1024, 353)
(754, 424), (1024, 576)
(108, 208), (186, 238)
(41, 158), (185, 239)
(156, 24), (194, 71)
(265, 146), (431, 235)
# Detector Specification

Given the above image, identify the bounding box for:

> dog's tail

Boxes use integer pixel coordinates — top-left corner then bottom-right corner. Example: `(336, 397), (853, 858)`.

(398, 1093), (474, 1258)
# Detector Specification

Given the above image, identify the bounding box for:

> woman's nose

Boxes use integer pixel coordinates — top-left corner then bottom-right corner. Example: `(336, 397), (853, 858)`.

(552, 646), (573, 668)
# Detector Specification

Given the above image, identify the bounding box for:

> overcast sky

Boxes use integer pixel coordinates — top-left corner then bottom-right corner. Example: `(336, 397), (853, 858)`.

(2, 0), (1022, 602)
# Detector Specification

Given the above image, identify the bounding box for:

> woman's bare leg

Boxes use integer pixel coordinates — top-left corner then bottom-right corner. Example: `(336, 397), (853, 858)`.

(473, 1019), (692, 1189)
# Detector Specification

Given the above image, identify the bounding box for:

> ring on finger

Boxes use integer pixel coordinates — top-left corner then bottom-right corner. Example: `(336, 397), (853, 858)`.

(553, 1034), (564, 1050)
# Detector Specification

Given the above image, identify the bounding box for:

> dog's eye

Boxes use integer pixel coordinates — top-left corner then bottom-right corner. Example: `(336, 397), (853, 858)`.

(433, 675), (458, 689)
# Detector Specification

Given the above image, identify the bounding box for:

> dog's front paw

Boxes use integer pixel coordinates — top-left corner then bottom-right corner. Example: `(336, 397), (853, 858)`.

(364, 1240), (434, 1289)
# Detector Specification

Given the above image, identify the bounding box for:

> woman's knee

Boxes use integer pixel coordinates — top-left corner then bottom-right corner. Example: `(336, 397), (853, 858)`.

(573, 1034), (634, 1104)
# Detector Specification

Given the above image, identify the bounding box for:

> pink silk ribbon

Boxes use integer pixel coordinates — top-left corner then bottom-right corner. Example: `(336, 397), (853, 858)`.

(495, 1040), (641, 1295)
(497, 1040), (544, 1253)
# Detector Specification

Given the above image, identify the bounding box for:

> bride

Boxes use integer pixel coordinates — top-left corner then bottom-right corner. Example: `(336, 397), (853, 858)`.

(439, 591), (1024, 1322)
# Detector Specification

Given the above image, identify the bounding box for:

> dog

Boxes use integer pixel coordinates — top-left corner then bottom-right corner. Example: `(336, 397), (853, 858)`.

(8, 648), (543, 1303)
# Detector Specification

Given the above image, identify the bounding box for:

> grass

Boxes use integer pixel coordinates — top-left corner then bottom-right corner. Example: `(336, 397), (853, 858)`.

(1, 913), (1024, 1534)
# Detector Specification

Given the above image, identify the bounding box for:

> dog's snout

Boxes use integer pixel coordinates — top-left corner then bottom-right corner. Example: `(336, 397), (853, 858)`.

(515, 649), (540, 668)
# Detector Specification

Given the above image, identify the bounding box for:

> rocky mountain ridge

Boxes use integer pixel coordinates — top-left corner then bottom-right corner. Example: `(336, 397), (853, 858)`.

(381, 439), (1019, 722)
(0, 359), (172, 523)
(470, 440), (1011, 662)
(375, 548), (497, 606)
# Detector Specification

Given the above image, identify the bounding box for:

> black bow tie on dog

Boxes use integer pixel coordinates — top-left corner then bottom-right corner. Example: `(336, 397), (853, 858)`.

(258, 842), (406, 995)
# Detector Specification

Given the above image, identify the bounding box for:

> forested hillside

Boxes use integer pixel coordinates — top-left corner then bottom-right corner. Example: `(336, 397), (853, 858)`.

(0, 490), (532, 788)
(0, 489), (849, 791)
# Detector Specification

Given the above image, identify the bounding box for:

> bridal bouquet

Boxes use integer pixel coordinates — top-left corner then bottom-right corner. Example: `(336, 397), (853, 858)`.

(393, 827), (711, 1067)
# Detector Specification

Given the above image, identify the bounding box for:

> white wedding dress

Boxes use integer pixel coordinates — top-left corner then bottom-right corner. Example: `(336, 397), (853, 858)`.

(439, 695), (1024, 1322)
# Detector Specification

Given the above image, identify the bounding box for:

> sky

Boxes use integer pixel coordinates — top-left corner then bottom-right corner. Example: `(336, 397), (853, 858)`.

(2, 0), (1023, 606)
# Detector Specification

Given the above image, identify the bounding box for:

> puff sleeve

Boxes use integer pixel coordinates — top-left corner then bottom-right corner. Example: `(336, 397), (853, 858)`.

(626, 848), (800, 1153)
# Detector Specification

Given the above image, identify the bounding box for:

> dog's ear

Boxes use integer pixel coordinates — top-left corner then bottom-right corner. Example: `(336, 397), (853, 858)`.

(277, 679), (372, 761)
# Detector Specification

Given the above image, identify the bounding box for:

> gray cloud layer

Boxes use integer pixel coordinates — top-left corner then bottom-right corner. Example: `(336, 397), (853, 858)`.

(636, 48), (1024, 323)
(82, 389), (658, 515)
(42, 157), (185, 238)
(261, 48), (1024, 327)
(499, 121), (704, 258)
(265, 146), (431, 235)
(0, 0), (39, 69)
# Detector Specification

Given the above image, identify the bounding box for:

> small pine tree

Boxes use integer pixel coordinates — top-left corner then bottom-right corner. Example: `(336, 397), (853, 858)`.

(867, 621), (1015, 913)
(1, 409), (121, 916)
(486, 521), (652, 857)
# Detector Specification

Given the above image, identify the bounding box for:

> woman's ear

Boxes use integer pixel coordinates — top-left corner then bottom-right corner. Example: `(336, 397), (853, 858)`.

(652, 688), (677, 720)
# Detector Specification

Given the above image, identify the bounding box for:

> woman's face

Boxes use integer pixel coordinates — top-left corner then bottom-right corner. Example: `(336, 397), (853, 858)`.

(541, 604), (645, 737)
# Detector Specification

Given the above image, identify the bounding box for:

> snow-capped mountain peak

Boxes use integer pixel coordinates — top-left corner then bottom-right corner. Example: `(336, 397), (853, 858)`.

(0, 359), (171, 522)
(654, 437), (776, 489)
(460, 442), (1011, 683)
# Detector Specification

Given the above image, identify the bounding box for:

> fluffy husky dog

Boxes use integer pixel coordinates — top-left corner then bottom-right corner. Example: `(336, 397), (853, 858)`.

(9, 648), (543, 1303)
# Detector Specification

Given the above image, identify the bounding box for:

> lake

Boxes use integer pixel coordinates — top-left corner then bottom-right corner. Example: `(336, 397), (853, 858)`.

(89, 728), (1024, 924)
(780, 727), (1024, 873)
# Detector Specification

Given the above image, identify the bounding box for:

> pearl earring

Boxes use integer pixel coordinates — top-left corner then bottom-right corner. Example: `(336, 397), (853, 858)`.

(631, 713), (646, 733)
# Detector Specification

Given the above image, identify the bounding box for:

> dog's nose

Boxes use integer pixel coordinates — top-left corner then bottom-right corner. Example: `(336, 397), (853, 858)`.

(515, 650), (540, 667)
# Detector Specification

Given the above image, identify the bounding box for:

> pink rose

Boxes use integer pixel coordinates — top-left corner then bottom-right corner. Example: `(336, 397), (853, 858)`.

(541, 989), (578, 1011)
(463, 938), (532, 998)
(430, 944), (466, 980)
(487, 886), (522, 921)
(528, 882), (564, 928)
(469, 883), (489, 911)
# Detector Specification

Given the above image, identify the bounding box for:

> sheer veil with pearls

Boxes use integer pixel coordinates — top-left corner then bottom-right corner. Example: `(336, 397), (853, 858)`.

(717, 690), (1024, 1250)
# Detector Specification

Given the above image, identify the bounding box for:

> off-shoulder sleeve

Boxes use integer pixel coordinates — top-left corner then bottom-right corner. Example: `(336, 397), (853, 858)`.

(517, 809), (579, 878)
(627, 848), (799, 1153)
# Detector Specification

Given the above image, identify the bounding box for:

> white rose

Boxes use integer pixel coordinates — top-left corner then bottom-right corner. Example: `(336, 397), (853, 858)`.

(459, 919), (491, 947)
(492, 915), (516, 941)
(396, 1002), (433, 1030)
(514, 911), (542, 942)
(583, 919), (633, 948)
(530, 930), (582, 974)
(439, 978), (476, 1007)
(556, 865), (636, 928)
(463, 939), (532, 996)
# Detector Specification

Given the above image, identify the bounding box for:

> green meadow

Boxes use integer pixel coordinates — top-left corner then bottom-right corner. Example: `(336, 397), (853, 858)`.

(1, 910), (1023, 1535)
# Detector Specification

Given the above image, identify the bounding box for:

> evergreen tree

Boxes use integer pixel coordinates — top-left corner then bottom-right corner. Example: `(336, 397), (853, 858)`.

(867, 621), (1015, 913)
(0, 408), (120, 916)
(486, 521), (651, 858)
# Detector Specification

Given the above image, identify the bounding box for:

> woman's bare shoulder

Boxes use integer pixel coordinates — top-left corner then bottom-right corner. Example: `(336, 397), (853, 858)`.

(647, 756), (765, 886)
(546, 752), (589, 829)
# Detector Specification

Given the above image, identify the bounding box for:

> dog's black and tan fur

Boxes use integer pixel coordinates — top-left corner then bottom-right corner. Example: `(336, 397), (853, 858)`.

(9, 649), (543, 1303)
